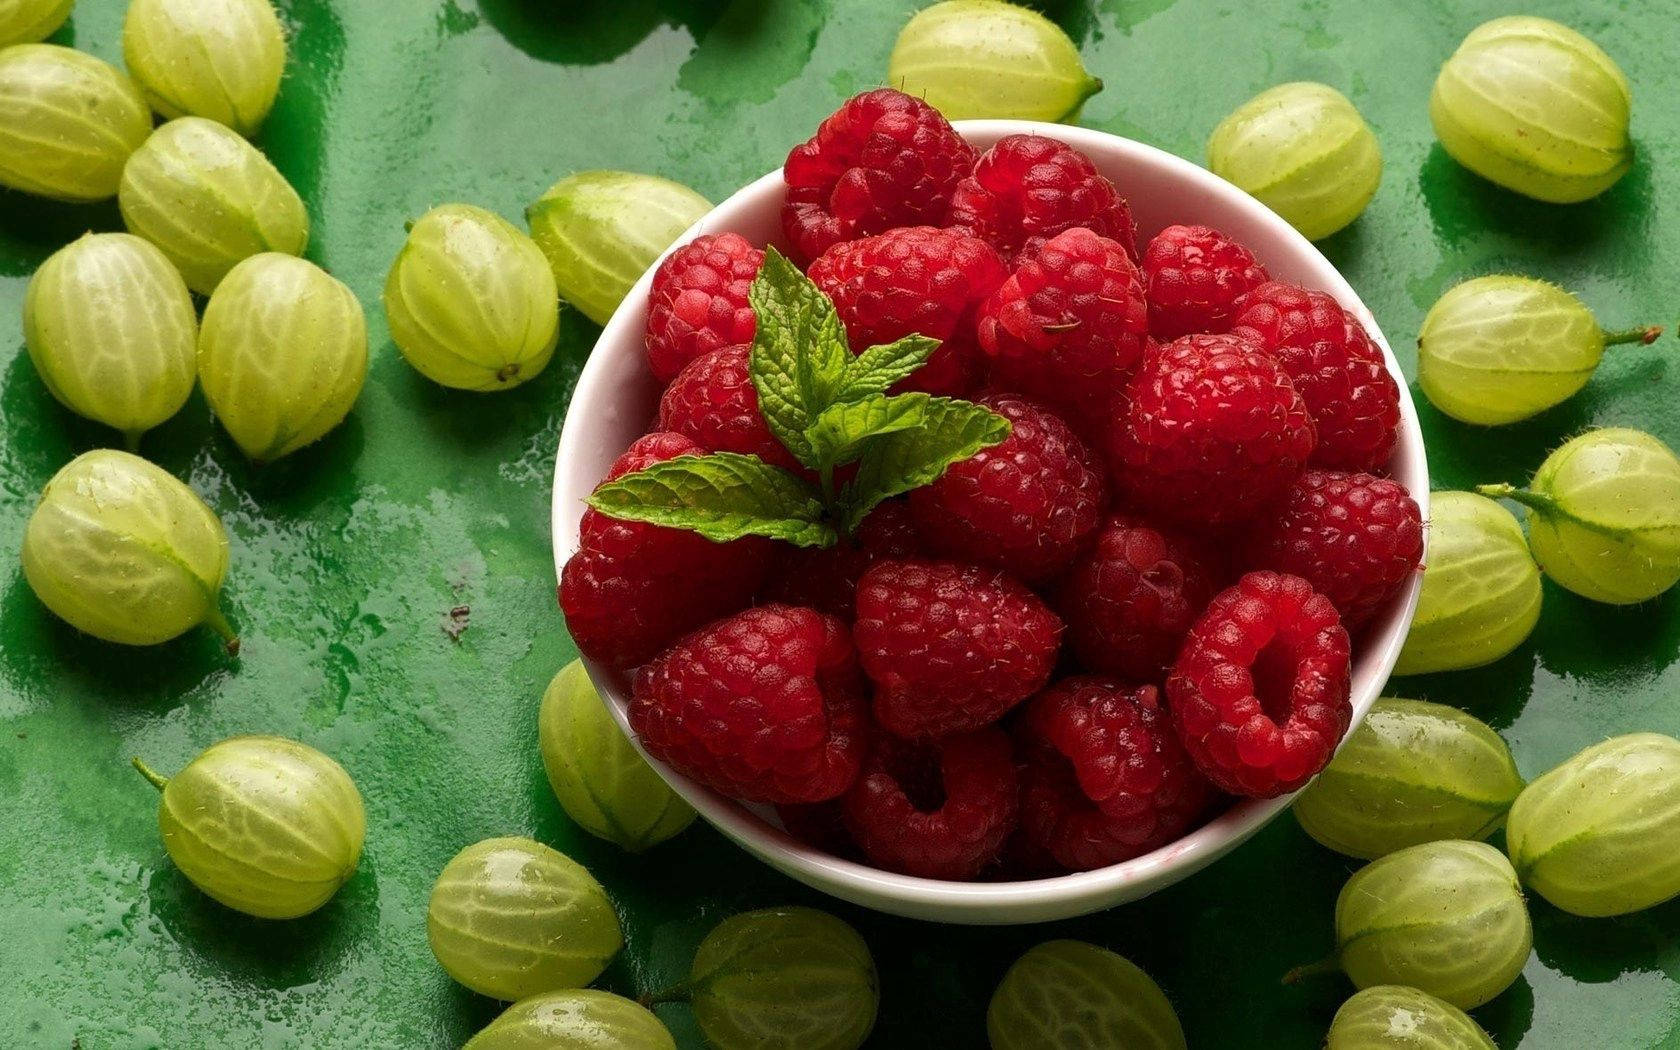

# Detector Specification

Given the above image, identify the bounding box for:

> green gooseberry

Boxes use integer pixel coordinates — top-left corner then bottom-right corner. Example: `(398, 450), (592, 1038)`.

(384, 202), (560, 391)
(526, 170), (710, 325)
(463, 990), (676, 1050)
(198, 252), (368, 462)
(1294, 698), (1523, 860)
(987, 939), (1186, 1050)
(132, 735), (365, 919)
(684, 906), (877, 1050)
(1327, 986), (1496, 1050)
(0, 44), (152, 201)
(0, 0), (72, 48)
(123, 0), (287, 136)
(427, 836), (623, 1002)
(1431, 16), (1632, 204)
(1506, 733), (1680, 917)
(1206, 81), (1381, 241)
(24, 232), (198, 448)
(21, 449), (237, 650)
(1393, 491), (1541, 676)
(1418, 276), (1663, 426)
(887, 0), (1102, 123)
(119, 116), (310, 294)
(538, 659), (695, 852)
(1479, 428), (1680, 605)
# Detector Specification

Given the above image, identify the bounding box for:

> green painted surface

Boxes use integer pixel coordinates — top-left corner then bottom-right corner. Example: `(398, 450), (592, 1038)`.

(1, 0), (1676, 1046)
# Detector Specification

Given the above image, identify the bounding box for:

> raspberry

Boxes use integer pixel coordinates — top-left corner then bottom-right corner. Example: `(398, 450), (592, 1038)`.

(559, 434), (770, 669)
(1166, 571), (1352, 798)
(976, 227), (1150, 428)
(1244, 470), (1423, 628)
(1228, 282), (1401, 473)
(854, 559), (1061, 738)
(1057, 514), (1221, 682)
(775, 800), (859, 859)
(841, 728), (1019, 880)
(945, 135), (1138, 263)
(1141, 224), (1270, 340)
(630, 605), (867, 804)
(808, 226), (1006, 395)
(782, 88), (976, 264)
(762, 501), (922, 619)
(1108, 332), (1315, 526)
(644, 233), (764, 384)
(656, 343), (800, 472)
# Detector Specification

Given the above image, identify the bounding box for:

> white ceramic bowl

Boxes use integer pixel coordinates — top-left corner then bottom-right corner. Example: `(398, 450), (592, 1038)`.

(553, 120), (1428, 925)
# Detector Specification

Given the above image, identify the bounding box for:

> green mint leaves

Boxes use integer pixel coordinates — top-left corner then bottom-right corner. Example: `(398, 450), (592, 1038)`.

(587, 246), (1010, 548)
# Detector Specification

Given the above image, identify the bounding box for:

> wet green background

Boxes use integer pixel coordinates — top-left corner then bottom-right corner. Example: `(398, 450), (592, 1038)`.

(1, 0), (1677, 1046)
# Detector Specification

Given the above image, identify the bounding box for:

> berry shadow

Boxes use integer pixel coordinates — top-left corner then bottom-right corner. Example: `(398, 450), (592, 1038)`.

(1410, 389), (1596, 492)
(1385, 643), (1538, 731)
(1531, 584), (1680, 690)
(197, 411), (369, 521)
(1470, 972), (1536, 1046)
(476, 0), (729, 65)
(1531, 893), (1680, 983)
(0, 189), (123, 278)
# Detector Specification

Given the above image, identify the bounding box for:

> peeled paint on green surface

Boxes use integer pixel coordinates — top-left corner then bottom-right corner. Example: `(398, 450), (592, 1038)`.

(1326, 986), (1496, 1050)
(0, 0), (72, 48)
(463, 990), (676, 1050)
(123, 0), (287, 136)
(987, 939), (1186, 1050)
(0, 43), (152, 201)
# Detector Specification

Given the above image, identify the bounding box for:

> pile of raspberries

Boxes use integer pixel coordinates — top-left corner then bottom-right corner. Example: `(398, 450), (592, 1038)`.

(561, 89), (1423, 882)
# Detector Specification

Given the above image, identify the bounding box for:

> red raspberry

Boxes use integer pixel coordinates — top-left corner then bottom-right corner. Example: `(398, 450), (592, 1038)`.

(841, 729), (1019, 880)
(1141, 224), (1270, 341)
(808, 226), (1006, 395)
(559, 434), (770, 669)
(1228, 282), (1401, 473)
(656, 343), (800, 472)
(775, 800), (860, 859)
(945, 135), (1138, 263)
(909, 393), (1106, 582)
(854, 559), (1062, 738)
(1057, 515), (1221, 682)
(762, 501), (922, 619)
(630, 605), (867, 804)
(1108, 332), (1315, 527)
(644, 233), (764, 384)
(782, 89), (976, 264)
(976, 227), (1150, 428)
(1244, 470), (1423, 629)
(1166, 571), (1352, 798)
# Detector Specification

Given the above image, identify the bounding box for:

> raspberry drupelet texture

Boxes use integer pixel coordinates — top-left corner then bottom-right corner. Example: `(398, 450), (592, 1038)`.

(782, 88), (977, 265)
(1141, 224), (1270, 341)
(644, 233), (764, 384)
(1057, 514), (1222, 682)
(1108, 332), (1316, 527)
(1229, 281), (1401, 474)
(762, 501), (923, 619)
(854, 559), (1062, 739)
(630, 604), (867, 804)
(909, 392), (1107, 583)
(656, 343), (801, 472)
(946, 135), (1139, 263)
(1244, 470), (1423, 628)
(807, 226), (1006, 395)
(841, 728), (1019, 880)
(976, 227), (1150, 428)
(1167, 571), (1352, 798)
(559, 434), (770, 669)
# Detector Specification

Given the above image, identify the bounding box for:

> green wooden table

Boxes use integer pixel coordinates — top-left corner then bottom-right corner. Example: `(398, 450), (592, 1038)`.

(2, 1), (1678, 1046)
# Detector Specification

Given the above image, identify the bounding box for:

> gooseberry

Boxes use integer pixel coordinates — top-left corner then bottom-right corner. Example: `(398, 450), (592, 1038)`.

(1326, 986), (1496, 1050)
(1479, 428), (1680, 605)
(463, 990), (676, 1050)
(1431, 16), (1632, 204)
(538, 659), (695, 852)
(887, 0), (1102, 123)
(198, 253), (368, 462)
(987, 939), (1186, 1050)
(1393, 491), (1541, 676)
(119, 116), (310, 294)
(1506, 733), (1680, 917)
(1293, 698), (1523, 860)
(1206, 81), (1381, 241)
(526, 170), (710, 325)
(132, 735), (365, 919)
(426, 836), (623, 1002)
(1418, 276), (1663, 426)
(0, 44), (152, 201)
(0, 0), (71, 48)
(384, 202), (560, 391)
(24, 232), (198, 447)
(123, 0), (287, 136)
(21, 449), (236, 650)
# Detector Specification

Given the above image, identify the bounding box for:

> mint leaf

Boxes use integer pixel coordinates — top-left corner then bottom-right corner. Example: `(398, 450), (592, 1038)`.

(805, 393), (929, 467)
(587, 452), (835, 547)
(748, 248), (851, 469)
(836, 334), (940, 401)
(841, 400), (1012, 531)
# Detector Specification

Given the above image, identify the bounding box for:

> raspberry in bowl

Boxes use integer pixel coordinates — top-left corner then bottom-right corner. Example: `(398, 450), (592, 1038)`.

(553, 98), (1427, 924)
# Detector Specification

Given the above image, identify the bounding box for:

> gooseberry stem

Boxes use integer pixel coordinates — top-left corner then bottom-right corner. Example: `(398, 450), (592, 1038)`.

(1601, 325), (1664, 346)
(132, 757), (169, 792)
(204, 607), (241, 656)
(1282, 955), (1342, 985)
(1475, 483), (1558, 515)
